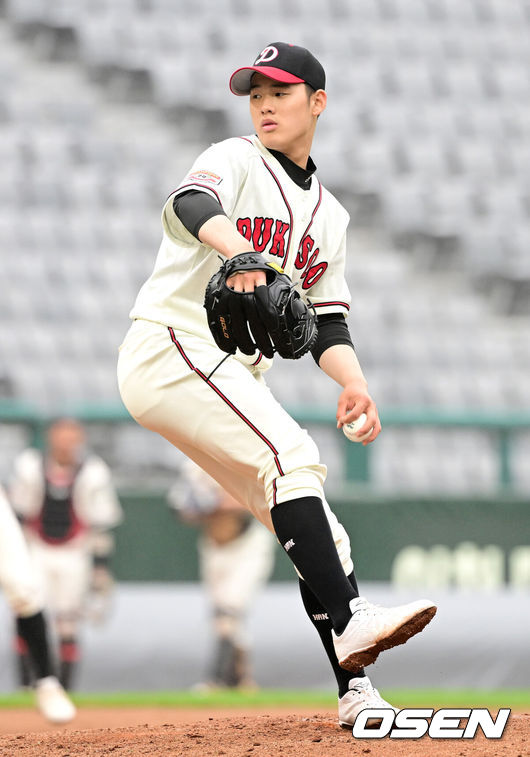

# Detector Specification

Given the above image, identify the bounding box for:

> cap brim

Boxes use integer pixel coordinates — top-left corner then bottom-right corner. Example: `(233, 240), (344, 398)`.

(229, 66), (305, 95)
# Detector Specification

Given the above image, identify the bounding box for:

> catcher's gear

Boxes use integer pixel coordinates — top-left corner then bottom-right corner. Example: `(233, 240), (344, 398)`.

(204, 252), (318, 360)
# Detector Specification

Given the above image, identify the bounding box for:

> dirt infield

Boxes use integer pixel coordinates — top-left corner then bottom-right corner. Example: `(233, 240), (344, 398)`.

(0, 708), (528, 757)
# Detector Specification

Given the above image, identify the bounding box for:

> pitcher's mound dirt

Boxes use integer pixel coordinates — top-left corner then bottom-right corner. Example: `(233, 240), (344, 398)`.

(1, 708), (528, 757)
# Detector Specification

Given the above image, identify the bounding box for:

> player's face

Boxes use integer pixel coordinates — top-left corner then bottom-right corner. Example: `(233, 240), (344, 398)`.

(249, 73), (326, 167)
(47, 420), (86, 466)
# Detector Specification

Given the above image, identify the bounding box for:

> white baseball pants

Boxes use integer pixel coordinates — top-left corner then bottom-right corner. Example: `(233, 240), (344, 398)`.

(118, 319), (353, 574)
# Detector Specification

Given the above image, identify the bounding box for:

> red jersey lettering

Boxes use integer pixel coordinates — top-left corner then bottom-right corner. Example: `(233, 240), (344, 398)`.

(302, 260), (328, 289)
(270, 221), (290, 259)
(296, 234), (315, 269)
(236, 217), (252, 241)
(252, 217), (274, 252)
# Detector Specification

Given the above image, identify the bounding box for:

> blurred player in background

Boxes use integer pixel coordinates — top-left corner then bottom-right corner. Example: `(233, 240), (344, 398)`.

(168, 459), (275, 690)
(8, 417), (123, 690)
(0, 484), (75, 723)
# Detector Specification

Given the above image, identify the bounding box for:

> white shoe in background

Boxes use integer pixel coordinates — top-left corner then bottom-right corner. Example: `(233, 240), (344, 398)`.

(35, 676), (76, 724)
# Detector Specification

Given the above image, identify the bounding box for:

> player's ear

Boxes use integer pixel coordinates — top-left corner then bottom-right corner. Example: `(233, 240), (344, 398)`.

(311, 89), (327, 117)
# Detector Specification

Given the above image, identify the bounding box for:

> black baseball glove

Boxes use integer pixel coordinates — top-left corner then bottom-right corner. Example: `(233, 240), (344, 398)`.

(204, 252), (318, 360)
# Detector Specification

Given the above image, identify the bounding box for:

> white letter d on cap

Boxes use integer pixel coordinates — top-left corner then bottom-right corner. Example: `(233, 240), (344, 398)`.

(255, 46), (279, 64)
(352, 709), (395, 738)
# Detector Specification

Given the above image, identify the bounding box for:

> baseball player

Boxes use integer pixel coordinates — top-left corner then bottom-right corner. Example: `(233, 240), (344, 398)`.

(168, 459), (275, 690)
(118, 42), (437, 727)
(8, 417), (122, 690)
(0, 484), (75, 723)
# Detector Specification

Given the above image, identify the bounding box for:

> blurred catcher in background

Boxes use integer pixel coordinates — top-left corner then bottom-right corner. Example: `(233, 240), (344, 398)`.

(8, 417), (123, 690)
(0, 484), (75, 723)
(168, 459), (276, 690)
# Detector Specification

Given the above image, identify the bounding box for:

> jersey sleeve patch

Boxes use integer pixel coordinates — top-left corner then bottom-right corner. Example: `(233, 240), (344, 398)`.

(187, 169), (223, 186)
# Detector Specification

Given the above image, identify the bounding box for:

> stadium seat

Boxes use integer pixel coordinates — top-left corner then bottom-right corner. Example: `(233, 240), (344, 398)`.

(0, 4), (529, 492)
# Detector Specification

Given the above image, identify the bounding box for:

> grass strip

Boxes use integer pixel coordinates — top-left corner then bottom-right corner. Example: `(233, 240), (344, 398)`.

(0, 689), (528, 709)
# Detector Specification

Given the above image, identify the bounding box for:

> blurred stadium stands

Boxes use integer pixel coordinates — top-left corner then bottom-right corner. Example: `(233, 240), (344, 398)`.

(0, 0), (529, 493)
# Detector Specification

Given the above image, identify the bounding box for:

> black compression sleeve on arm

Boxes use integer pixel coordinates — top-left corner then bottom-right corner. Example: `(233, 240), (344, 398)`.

(173, 190), (227, 239)
(310, 313), (354, 365)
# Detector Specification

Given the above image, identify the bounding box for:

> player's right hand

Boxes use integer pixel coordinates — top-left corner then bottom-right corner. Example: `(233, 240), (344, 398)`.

(336, 382), (381, 445)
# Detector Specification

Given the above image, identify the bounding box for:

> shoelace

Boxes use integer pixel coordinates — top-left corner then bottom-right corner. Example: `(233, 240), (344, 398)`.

(351, 680), (378, 696)
(351, 599), (383, 618)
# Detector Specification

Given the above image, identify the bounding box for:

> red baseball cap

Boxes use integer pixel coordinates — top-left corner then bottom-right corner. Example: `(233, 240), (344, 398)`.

(230, 42), (326, 96)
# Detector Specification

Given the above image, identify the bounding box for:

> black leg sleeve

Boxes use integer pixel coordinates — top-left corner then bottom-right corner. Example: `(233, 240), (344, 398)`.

(299, 573), (365, 698)
(271, 496), (357, 633)
(16, 611), (54, 681)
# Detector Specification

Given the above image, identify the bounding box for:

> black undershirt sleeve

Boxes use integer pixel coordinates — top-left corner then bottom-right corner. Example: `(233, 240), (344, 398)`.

(173, 189), (227, 240)
(311, 313), (354, 365)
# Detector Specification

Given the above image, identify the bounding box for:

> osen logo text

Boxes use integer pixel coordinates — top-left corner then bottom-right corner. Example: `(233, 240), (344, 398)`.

(353, 708), (511, 739)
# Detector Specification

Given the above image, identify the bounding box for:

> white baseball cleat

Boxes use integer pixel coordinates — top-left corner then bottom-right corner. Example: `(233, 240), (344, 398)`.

(338, 676), (399, 728)
(332, 596), (437, 671)
(35, 676), (76, 724)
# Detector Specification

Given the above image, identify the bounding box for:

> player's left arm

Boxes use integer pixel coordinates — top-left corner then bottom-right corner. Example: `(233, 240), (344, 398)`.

(173, 191), (252, 261)
(169, 139), (267, 290)
(172, 185), (265, 290)
(85, 528), (116, 624)
(88, 530), (115, 583)
(198, 215), (267, 290)
(79, 459), (122, 621)
(78, 457), (123, 529)
(75, 457), (123, 608)
(318, 344), (381, 445)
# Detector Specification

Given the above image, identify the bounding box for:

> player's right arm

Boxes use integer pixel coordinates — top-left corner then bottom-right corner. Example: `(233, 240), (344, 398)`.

(318, 344), (381, 445)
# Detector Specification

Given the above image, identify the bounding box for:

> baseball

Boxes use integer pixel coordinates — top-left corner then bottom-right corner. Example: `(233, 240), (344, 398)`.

(342, 413), (373, 443)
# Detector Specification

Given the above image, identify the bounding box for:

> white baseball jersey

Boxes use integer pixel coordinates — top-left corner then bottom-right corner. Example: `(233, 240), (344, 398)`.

(118, 134), (355, 576)
(130, 134), (351, 359)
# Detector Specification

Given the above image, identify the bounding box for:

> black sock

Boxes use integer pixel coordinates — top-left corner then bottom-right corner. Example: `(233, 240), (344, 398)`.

(271, 496), (357, 633)
(59, 660), (76, 691)
(14, 635), (34, 687)
(16, 611), (53, 681)
(59, 637), (79, 690)
(299, 572), (366, 698)
(210, 636), (240, 688)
